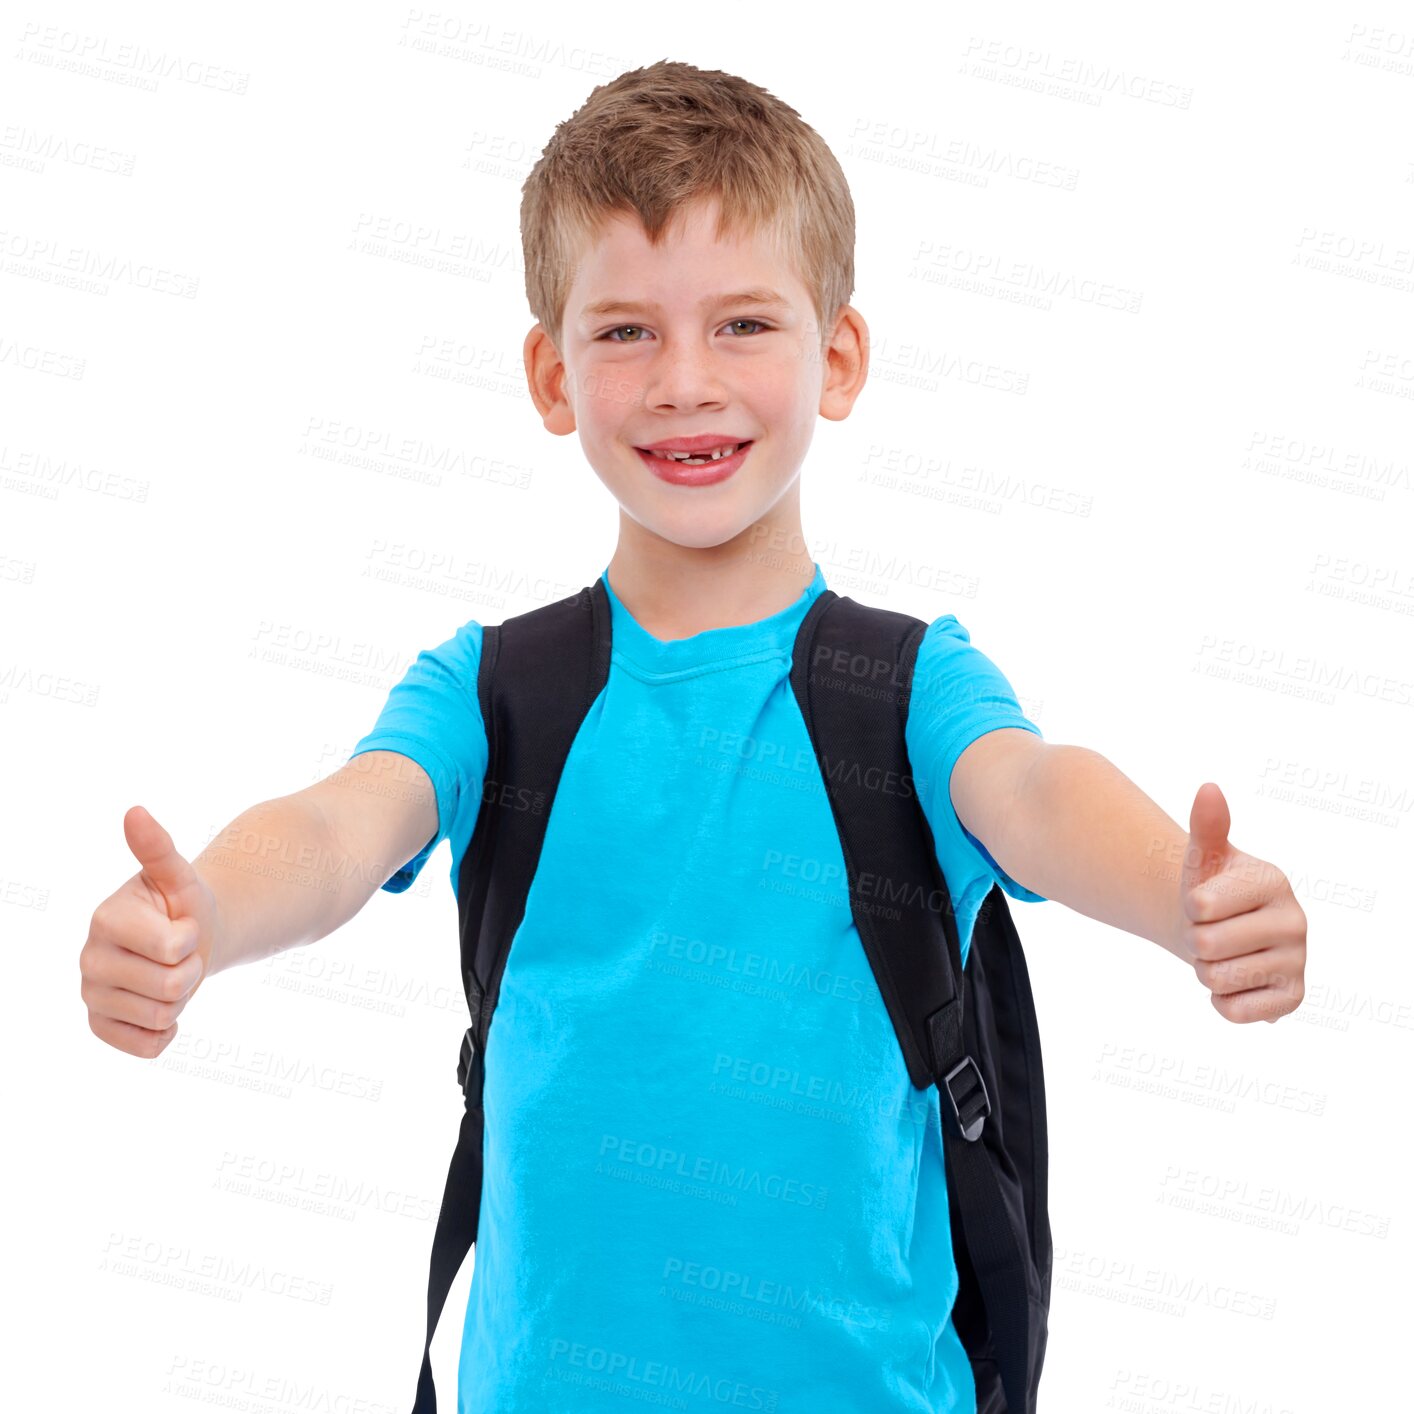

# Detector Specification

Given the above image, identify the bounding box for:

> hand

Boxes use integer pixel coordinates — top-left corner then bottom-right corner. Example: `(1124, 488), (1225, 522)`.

(1176, 782), (1307, 1024)
(80, 805), (222, 1058)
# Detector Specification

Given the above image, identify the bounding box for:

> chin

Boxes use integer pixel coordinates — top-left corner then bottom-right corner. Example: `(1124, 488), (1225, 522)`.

(643, 520), (748, 551)
(631, 504), (765, 551)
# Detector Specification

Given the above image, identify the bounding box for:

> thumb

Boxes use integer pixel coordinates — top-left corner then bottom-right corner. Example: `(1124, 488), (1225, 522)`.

(1181, 781), (1233, 896)
(123, 805), (206, 923)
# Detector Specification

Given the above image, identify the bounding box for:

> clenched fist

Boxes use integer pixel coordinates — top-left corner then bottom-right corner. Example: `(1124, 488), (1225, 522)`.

(80, 805), (222, 1058)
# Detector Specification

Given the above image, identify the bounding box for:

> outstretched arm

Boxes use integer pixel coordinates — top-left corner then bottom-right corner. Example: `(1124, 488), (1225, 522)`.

(950, 731), (1307, 1024)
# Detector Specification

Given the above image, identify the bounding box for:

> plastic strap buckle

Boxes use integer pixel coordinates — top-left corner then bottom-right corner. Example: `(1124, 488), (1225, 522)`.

(941, 1054), (990, 1142)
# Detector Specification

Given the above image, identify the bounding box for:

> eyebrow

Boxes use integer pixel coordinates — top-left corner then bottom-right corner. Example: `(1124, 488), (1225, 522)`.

(580, 287), (792, 319)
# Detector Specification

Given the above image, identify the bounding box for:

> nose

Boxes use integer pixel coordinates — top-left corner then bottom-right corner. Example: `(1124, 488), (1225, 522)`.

(642, 337), (728, 413)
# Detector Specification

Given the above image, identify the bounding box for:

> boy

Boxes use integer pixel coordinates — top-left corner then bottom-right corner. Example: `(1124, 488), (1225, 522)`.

(82, 60), (1307, 1411)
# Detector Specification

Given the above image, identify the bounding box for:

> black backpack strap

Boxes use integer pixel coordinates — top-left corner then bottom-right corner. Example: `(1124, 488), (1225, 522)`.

(410, 580), (612, 1413)
(789, 590), (1048, 1414)
(413, 1103), (485, 1413)
(786, 589), (969, 1089)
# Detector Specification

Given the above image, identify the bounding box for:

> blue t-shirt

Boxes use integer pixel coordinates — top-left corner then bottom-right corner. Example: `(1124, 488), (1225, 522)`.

(349, 563), (1045, 1412)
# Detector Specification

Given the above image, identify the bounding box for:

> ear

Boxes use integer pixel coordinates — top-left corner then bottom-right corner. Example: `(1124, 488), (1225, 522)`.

(523, 323), (577, 435)
(818, 304), (870, 422)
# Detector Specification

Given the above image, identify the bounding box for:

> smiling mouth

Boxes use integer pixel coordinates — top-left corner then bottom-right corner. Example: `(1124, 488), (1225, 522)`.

(638, 440), (752, 466)
(636, 440), (753, 486)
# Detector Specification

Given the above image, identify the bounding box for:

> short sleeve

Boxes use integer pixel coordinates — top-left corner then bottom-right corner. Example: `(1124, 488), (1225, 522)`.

(905, 614), (1046, 965)
(347, 619), (488, 893)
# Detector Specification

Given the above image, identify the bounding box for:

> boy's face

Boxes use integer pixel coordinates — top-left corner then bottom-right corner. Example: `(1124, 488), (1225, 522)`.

(524, 196), (867, 553)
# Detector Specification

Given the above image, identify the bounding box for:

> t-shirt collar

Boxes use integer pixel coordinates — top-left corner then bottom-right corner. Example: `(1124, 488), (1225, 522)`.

(599, 562), (829, 676)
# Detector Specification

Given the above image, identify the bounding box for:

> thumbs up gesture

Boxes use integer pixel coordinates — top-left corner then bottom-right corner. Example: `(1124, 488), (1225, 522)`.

(80, 805), (223, 1058)
(1177, 783), (1307, 1024)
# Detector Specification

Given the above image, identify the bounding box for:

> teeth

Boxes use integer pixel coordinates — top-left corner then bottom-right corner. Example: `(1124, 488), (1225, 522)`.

(648, 442), (744, 465)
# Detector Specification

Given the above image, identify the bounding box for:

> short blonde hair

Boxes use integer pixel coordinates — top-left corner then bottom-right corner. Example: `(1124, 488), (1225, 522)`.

(520, 59), (855, 351)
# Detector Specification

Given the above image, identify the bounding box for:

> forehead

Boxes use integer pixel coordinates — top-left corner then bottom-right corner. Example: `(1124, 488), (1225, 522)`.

(566, 200), (808, 318)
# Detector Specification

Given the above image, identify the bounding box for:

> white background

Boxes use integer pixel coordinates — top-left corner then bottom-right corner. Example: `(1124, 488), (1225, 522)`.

(7, 2), (1411, 1409)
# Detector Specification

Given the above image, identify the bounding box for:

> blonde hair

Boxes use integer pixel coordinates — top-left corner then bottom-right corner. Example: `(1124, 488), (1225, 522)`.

(520, 59), (855, 351)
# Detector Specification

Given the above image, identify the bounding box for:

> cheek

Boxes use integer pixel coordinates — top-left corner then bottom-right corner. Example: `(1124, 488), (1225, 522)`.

(766, 373), (816, 435)
(582, 366), (646, 427)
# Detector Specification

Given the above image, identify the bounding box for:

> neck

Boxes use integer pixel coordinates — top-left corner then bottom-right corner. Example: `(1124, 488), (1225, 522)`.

(605, 516), (816, 641)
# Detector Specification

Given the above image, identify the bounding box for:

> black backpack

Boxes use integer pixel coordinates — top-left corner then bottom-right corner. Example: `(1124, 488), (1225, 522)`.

(408, 580), (1053, 1412)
